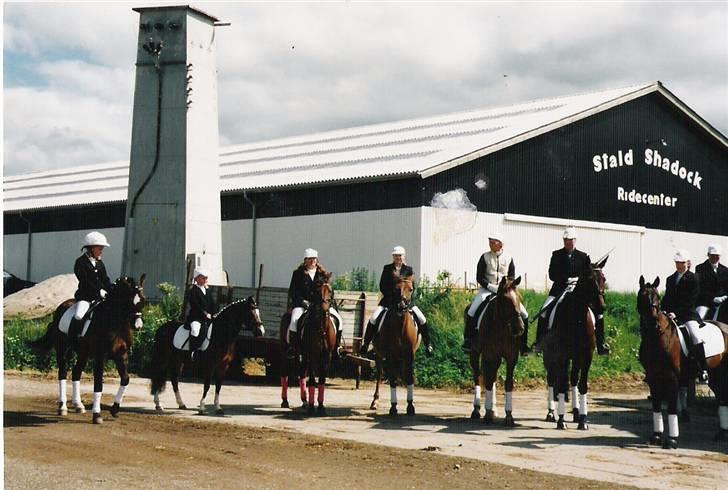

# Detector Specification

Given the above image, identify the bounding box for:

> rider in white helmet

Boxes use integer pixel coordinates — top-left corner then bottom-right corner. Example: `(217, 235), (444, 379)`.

(70, 231), (112, 338)
(695, 244), (728, 321)
(360, 246), (433, 357)
(185, 266), (216, 360)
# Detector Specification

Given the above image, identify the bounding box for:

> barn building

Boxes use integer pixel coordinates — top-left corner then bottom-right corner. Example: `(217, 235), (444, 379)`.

(4, 80), (727, 295)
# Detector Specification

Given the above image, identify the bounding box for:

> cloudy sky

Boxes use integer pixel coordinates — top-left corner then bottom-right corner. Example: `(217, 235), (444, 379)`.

(3, 1), (727, 176)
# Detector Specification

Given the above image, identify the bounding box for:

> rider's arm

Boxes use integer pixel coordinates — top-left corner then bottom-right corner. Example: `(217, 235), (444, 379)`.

(476, 255), (488, 288)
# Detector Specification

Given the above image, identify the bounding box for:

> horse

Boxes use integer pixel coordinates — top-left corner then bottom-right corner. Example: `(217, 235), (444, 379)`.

(542, 258), (606, 430)
(150, 296), (264, 415)
(474, 276), (525, 426)
(30, 275), (146, 424)
(368, 274), (420, 416)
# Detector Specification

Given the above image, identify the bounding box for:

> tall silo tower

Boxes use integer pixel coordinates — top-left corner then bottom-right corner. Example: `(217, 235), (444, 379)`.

(123, 5), (225, 295)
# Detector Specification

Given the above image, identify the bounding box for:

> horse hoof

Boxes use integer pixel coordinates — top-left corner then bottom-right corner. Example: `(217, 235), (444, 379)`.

(680, 410), (690, 423)
(389, 405), (398, 416)
(649, 432), (662, 446)
(663, 437), (678, 450)
(577, 415), (588, 430)
(57, 404), (68, 416)
(74, 403), (86, 414)
(545, 410), (556, 422)
(317, 404), (326, 416)
(155, 406), (165, 414)
(470, 408), (481, 420)
(556, 417), (566, 430)
(215, 408), (225, 416)
(406, 403), (415, 416)
(504, 413), (515, 427)
(92, 413), (103, 425)
(178, 404), (187, 410)
(484, 409), (494, 425)
(110, 402), (120, 418)
(307, 404), (316, 415)
(369, 400), (378, 410)
(281, 399), (290, 409)
(572, 408), (579, 423)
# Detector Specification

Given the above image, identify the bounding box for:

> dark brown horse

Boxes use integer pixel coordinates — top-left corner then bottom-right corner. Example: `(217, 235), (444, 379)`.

(368, 274), (419, 416)
(543, 258), (606, 430)
(476, 276), (525, 426)
(30, 275), (146, 424)
(150, 297), (264, 415)
(279, 274), (336, 414)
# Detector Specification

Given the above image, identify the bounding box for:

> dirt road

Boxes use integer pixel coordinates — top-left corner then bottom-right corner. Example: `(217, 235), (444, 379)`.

(4, 373), (727, 489)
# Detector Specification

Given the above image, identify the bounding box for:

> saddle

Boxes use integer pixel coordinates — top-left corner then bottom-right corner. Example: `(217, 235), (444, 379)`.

(58, 301), (100, 337)
(173, 322), (213, 351)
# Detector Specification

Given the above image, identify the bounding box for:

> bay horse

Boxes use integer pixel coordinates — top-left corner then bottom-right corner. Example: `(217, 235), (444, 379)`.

(150, 297), (264, 415)
(542, 258), (606, 430)
(368, 274), (419, 416)
(476, 276), (524, 426)
(30, 275), (146, 424)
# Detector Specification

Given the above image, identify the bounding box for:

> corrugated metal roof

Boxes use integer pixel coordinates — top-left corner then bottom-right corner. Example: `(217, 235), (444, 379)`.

(5, 82), (724, 212)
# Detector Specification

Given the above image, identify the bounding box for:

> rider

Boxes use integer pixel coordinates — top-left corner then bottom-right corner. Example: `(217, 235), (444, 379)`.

(185, 267), (216, 360)
(360, 246), (432, 357)
(70, 231), (112, 338)
(532, 227), (609, 355)
(461, 232), (530, 355)
(286, 248), (344, 358)
(695, 244), (728, 320)
(662, 249), (708, 381)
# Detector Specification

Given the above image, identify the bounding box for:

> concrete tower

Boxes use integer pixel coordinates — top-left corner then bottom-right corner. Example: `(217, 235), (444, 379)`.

(123, 5), (225, 295)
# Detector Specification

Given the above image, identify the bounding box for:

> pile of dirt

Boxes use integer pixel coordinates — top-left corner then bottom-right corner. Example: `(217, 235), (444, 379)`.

(3, 274), (77, 319)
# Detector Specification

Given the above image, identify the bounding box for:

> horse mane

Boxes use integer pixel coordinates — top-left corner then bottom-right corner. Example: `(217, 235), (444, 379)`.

(213, 297), (251, 319)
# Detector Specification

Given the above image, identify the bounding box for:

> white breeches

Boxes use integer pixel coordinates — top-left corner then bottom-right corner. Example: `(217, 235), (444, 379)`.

(190, 321), (201, 337)
(519, 302), (528, 320)
(411, 305), (426, 325)
(696, 306), (709, 319)
(682, 320), (702, 346)
(368, 305), (385, 326)
(75, 300), (90, 321)
(368, 305), (426, 330)
(467, 289), (493, 317)
(289, 306), (342, 333)
(540, 296), (556, 318)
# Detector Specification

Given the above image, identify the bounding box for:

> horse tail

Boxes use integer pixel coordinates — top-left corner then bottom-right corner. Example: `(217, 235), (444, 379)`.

(150, 324), (171, 395)
(27, 320), (55, 353)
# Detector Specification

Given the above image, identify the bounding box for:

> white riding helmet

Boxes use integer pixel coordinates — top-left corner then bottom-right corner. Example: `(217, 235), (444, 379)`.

(488, 231), (504, 244)
(193, 266), (209, 279)
(563, 227), (577, 240)
(707, 244), (722, 256)
(673, 249), (690, 262)
(82, 231), (110, 249)
(304, 248), (318, 259)
(392, 245), (406, 256)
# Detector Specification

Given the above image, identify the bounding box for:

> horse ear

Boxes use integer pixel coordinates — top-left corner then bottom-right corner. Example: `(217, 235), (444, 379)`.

(639, 275), (645, 288)
(513, 275), (521, 286)
(499, 276), (507, 286)
(139, 273), (146, 287)
(653, 276), (660, 288)
(596, 256), (608, 269)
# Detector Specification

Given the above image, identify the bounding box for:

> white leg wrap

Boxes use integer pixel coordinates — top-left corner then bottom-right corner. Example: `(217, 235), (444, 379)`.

(407, 384), (414, 403)
(92, 392), (102, 414)
(653, 412), (664, 433)
(547, 386), (554, 411)
(571, 386), (579, 409)
(114, 384), (127, 405)
(390, 386), (397, 405)
(719, 406), (728, 430)
(485, 389), (494, 410)
(214, 392), (220, 409)
(174, 390), (184, 407)
(58, 379), (67, 404)
(505, 392), (513, 413)
(579, 393), (588, 416)
(668, 414), (679, 438)
(557, 393), (566, 416)
(473, 385), (481, 407)
(154, 393), (161, 409)
(72, 380), (82, 404)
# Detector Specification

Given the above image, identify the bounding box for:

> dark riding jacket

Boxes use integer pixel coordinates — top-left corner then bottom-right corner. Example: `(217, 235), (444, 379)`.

(548, 248), (592, 297)
(289, 265), (329, 308)
(662, 271), (700, 323)
(695, 260), (728, 307)
(378, 263), (415, 307)
(73, 253), (112, 302)
(185, 285), (217, 326)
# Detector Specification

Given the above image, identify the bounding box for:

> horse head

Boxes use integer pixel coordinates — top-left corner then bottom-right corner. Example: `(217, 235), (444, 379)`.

(637, 275), (671, 334)
(496, 276), (524, 337)
(393, 273), (415, 312)
(314, 273), (333, 313)
(109, 274), (146, 332)
(244, 296), (265, 337)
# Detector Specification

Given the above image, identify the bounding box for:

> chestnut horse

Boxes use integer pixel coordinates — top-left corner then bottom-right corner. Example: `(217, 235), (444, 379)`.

(30, 275), (146, 424)
(279, 274), (336, 415)
(476, 276), (525, 426)
(368, 274), (419, 416)
(542, 258), (606, 430)
(150, 297), (264, 415)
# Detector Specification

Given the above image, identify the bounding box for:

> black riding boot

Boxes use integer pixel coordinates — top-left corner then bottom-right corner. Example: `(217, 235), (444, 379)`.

(334, 328), (344, 358)
(595, 317), (610, 356)
(690, 342), (709, 383)
(360, 322), (376, 356)
(462, 314), (476, 353)
(189, 332), (203, 361)
(520, 316), (531, 355)
(419, 321), (433, 357)
(287, 329), (300, 360)
(68, 317), (83, 338)
(532, 316), (548, 353)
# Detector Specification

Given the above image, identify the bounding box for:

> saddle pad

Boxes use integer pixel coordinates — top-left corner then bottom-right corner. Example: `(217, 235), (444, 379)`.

(474, 300), (493, 331)
(173, 323), (213, 351)
(676, 327), (689, 357)
(699, 322), (726, 358)
(548, 290), (570, 330)
(58, 304), (92, 337)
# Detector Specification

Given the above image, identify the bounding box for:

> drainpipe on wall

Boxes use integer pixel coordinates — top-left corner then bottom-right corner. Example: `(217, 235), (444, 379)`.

(243, 191), (257, 287)
(18, 212), (32, 281)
